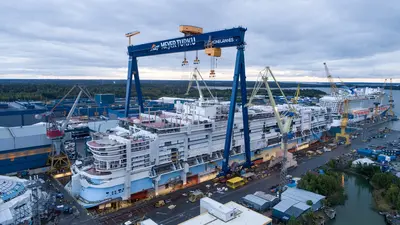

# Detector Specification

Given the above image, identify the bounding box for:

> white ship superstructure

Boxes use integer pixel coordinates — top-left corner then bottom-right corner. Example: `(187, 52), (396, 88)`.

(67, 99), (331, 208)
(319, 87), (390, 128)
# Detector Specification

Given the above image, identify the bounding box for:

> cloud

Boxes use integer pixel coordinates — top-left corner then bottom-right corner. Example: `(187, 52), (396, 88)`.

(0, 0), (399, 82)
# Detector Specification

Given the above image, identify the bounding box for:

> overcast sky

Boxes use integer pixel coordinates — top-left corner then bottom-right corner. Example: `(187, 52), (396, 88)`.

(0, 0), (399, 82)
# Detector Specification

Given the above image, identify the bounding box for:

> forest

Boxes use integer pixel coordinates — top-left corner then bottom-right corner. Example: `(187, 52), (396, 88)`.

(0, 82), (326, 101)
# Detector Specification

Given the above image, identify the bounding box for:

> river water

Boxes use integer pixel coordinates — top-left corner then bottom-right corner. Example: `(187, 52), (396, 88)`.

(328, 174), (386, 225)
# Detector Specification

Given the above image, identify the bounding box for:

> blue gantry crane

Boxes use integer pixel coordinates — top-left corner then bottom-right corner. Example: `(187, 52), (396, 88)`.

(124, 26), (251, 175)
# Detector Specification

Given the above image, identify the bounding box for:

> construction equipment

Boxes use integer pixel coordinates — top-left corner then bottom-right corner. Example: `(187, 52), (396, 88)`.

(185, 68), (216, 102)
(155, 200), (165, 208)
(388, 78), (397, 119)
(324, 63), (350, 145)
(247, 67), (297, 200)
(37, 85), (94, 175)
(292, 84), (300, 104)
(125, 31), (140, 46)
(125, 26), (251, 176)
(323, 62), (339, 96)
(226, 177), (245, 189)
(205, 36), (221, 78)
(179, 25), (203, 66)
(188, 190), (204, 202)
(336, 99), (350, 145)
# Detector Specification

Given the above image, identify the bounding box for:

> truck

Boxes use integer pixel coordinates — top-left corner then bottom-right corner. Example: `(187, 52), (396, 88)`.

(155, 200), (165, 208)
(188, 190), (204, 203)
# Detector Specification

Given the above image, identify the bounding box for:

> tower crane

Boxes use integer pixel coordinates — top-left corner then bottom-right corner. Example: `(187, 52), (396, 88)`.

(185, 67), (216, 102)
(291, 84), (300, 104)
(324, 63), (351, 145)
(247, 67), (296, 200)
(36, 85), (93, 175)
(388, 78), (397, 120)
(335, 98), (350, 145)
(323, 62), (339, 96)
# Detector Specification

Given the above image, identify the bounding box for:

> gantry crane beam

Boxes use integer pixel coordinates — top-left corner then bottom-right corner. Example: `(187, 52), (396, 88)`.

(125, 27), (246, 116)
(124, 27), (251, 175)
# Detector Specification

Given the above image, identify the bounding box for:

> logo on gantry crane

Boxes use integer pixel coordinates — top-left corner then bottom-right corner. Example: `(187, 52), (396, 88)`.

(150, 44), (160, 51)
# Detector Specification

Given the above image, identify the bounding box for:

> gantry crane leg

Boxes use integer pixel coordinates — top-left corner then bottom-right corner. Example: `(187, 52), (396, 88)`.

(238, 47), (252, 168)
(220, 46), (252, 175)
(125, 56), (144, 117)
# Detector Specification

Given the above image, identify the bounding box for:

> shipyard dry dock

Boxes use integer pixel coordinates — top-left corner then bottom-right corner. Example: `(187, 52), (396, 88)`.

(82, 121), (397, 225)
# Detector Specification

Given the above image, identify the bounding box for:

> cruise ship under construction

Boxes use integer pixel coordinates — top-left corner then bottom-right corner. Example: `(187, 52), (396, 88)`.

(66, 98), (331, 208)
(66, 26), (333, 208)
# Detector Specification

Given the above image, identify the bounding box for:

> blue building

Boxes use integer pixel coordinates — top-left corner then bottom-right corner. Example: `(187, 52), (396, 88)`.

(273, 188), (325, 221)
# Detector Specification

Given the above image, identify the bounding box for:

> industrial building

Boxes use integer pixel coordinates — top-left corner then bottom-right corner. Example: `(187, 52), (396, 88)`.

(273, 188), (325, 220)
(282, 188), (325, 211)
(242, 194), (270, 211)
(178, 197), (272, 225)
(273, 198), (311, 220)
(253, 191), (279, 208)
(0, 123), (52, 174)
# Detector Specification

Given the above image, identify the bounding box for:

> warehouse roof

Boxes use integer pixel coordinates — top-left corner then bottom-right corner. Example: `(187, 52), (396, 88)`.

(285, 202), (310, 218)
(254, 191), (278, 202)
(273, 198), (298, 212)
(282, 188), (325, 204)
(179, 201), (272, 225)
(242, 194), (268, 206)
(9, 123), (47, 137)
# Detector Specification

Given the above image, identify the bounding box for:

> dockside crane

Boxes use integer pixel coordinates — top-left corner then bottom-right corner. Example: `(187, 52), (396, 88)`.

(336, 98), (350, 145)
(324, 62), (339, 96)
(247, 67), (296, 200)
(185, 67), (216, 102)
(37, 85), (93, 175)
(388, 78), (397, 120)
(291, 84), (300, 104)
(324, 63), (351, 145)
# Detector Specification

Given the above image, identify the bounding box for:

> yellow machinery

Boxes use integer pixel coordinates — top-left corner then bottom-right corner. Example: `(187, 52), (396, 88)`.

(188, 190), (204, 202)
(324, 63), (350, 145)
(336, 99), (350, 145)
(125, 31), (140, 46)
(246, 67), (297, 200)
(226, 177), (245, 189)
(155, 200), (165, 208)
(292, 84), (300, 104)
(179, 25), (203, 66)
(205, 37), (221, 78)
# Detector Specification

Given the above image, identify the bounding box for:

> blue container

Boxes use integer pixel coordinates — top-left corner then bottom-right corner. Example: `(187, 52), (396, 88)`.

(357, 148), (372, 156)
(95, 94), (115, 106)
(377, 155), (387, 163)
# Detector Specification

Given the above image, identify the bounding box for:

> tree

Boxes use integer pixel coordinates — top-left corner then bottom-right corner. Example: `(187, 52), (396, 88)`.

(297, 171), (346, 206)
(288, 216), (301, 225)
(372, 173), (395, 189)
(306, 200), (313, 206)
(385, 184), (400, 206)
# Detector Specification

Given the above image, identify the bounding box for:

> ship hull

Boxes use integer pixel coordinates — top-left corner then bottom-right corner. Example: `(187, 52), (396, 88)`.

(329, 105), (390, 135)
(72, 131), (324, 208)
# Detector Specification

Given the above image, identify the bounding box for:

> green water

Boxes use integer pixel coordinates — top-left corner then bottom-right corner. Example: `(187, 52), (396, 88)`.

(328, 174), (385, 225)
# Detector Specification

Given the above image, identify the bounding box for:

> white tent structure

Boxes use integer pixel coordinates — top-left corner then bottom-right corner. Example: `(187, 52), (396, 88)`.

(352, 158), (375, 167)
